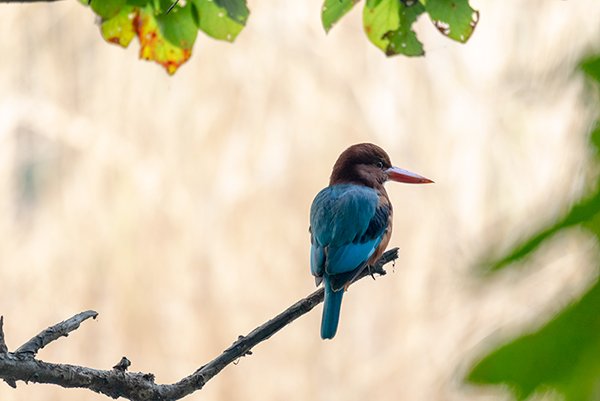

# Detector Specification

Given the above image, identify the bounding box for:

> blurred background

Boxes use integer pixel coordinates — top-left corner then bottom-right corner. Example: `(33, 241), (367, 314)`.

(0, 0), (600, 400)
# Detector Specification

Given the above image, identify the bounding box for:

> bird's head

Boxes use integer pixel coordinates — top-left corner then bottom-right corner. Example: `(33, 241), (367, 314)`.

(329, 143), (433, 188)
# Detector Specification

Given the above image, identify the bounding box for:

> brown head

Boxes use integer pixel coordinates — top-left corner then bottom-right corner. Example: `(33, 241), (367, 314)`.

(330, 143), (433, 188)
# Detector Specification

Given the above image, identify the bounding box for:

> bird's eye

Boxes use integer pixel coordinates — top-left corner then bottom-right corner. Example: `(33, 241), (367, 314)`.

(376, 161), (384, 169)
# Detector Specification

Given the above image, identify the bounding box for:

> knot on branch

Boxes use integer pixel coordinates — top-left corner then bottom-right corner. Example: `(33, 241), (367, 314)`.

(112, 357), (131, 372)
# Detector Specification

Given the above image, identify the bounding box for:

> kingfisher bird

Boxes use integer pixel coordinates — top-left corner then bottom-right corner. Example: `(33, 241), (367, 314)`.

(309, 143), (433, 339)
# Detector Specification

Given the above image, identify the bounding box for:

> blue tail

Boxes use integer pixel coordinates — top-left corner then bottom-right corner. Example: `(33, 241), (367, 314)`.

(321, 276), (344, 339)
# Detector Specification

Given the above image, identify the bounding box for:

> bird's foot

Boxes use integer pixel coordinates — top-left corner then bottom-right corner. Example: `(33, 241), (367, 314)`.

(367, 264), (377, 281)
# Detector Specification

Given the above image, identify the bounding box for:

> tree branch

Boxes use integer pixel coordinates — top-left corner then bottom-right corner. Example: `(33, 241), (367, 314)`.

(0, 248), (399, 400)
(15, 310), (98, 358)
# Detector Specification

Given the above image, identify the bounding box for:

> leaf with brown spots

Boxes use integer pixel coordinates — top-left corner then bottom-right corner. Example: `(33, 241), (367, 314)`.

(424, 0), (479, 43)
(101, 6), (136, 47)
(384, 1), (425, 56)
(363, 0), (425, 57)
(83, 0), (249, 75)
(134, 6), (192, 75)
(363, 0), (399, 52)
(99, 5), (192, 75)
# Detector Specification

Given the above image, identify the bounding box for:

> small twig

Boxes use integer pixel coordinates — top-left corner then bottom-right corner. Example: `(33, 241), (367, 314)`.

(112, 357), (131, 372)
(0, 317), (7, 354)
(15, 310), (98, 358)
(166, 0), (179, 14)
(0, 249), (399, 400)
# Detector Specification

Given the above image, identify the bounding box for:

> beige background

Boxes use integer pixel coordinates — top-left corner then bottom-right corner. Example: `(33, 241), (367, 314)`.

(0, 0), (600, 400)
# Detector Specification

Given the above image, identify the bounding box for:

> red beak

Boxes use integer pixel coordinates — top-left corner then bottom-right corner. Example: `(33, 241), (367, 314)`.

(386, 166), (434, 184)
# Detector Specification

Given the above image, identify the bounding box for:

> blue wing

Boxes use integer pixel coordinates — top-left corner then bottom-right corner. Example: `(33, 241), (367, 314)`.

(310, 184), (390, 278)
(309, 184), (391, 339)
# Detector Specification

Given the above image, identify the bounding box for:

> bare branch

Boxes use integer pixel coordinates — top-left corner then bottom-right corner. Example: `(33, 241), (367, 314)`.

(15, 310), (98, 358)
(0, 248), (399, 400)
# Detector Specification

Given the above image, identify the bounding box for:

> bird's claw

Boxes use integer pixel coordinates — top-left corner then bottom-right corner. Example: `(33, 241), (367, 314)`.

(367, 264), (377, 280)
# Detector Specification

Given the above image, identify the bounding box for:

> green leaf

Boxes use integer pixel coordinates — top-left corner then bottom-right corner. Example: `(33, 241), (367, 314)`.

(363, 0), (425, 56)
(101, 6), (136, 47)
(192, 0), (244, 42)
(363, 0), (399, 52)
(90, 0), (126, 18)
(84, 0), (248, 74)
(214, 0), (249, 24)
(156, 2), (198, 49)
(383, 1), (425, 56)
(467, 281), (600, 401)
(158, 0), (176, 12)
(322, 0), (359, 32)
(424, 0), (478, 43)
(136, 6), (193, 74)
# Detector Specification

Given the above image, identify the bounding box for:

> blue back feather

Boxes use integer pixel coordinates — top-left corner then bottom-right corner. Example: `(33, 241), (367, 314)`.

(309, 184), (390, 339)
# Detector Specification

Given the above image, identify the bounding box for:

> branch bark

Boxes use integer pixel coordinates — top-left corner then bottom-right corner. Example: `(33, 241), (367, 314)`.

(0, 248), (399, 400)
(15, 310), (98, 357)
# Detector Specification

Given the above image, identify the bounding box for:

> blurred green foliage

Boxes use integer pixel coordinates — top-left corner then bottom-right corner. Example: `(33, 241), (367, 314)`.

(466, 55), (600, 401)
